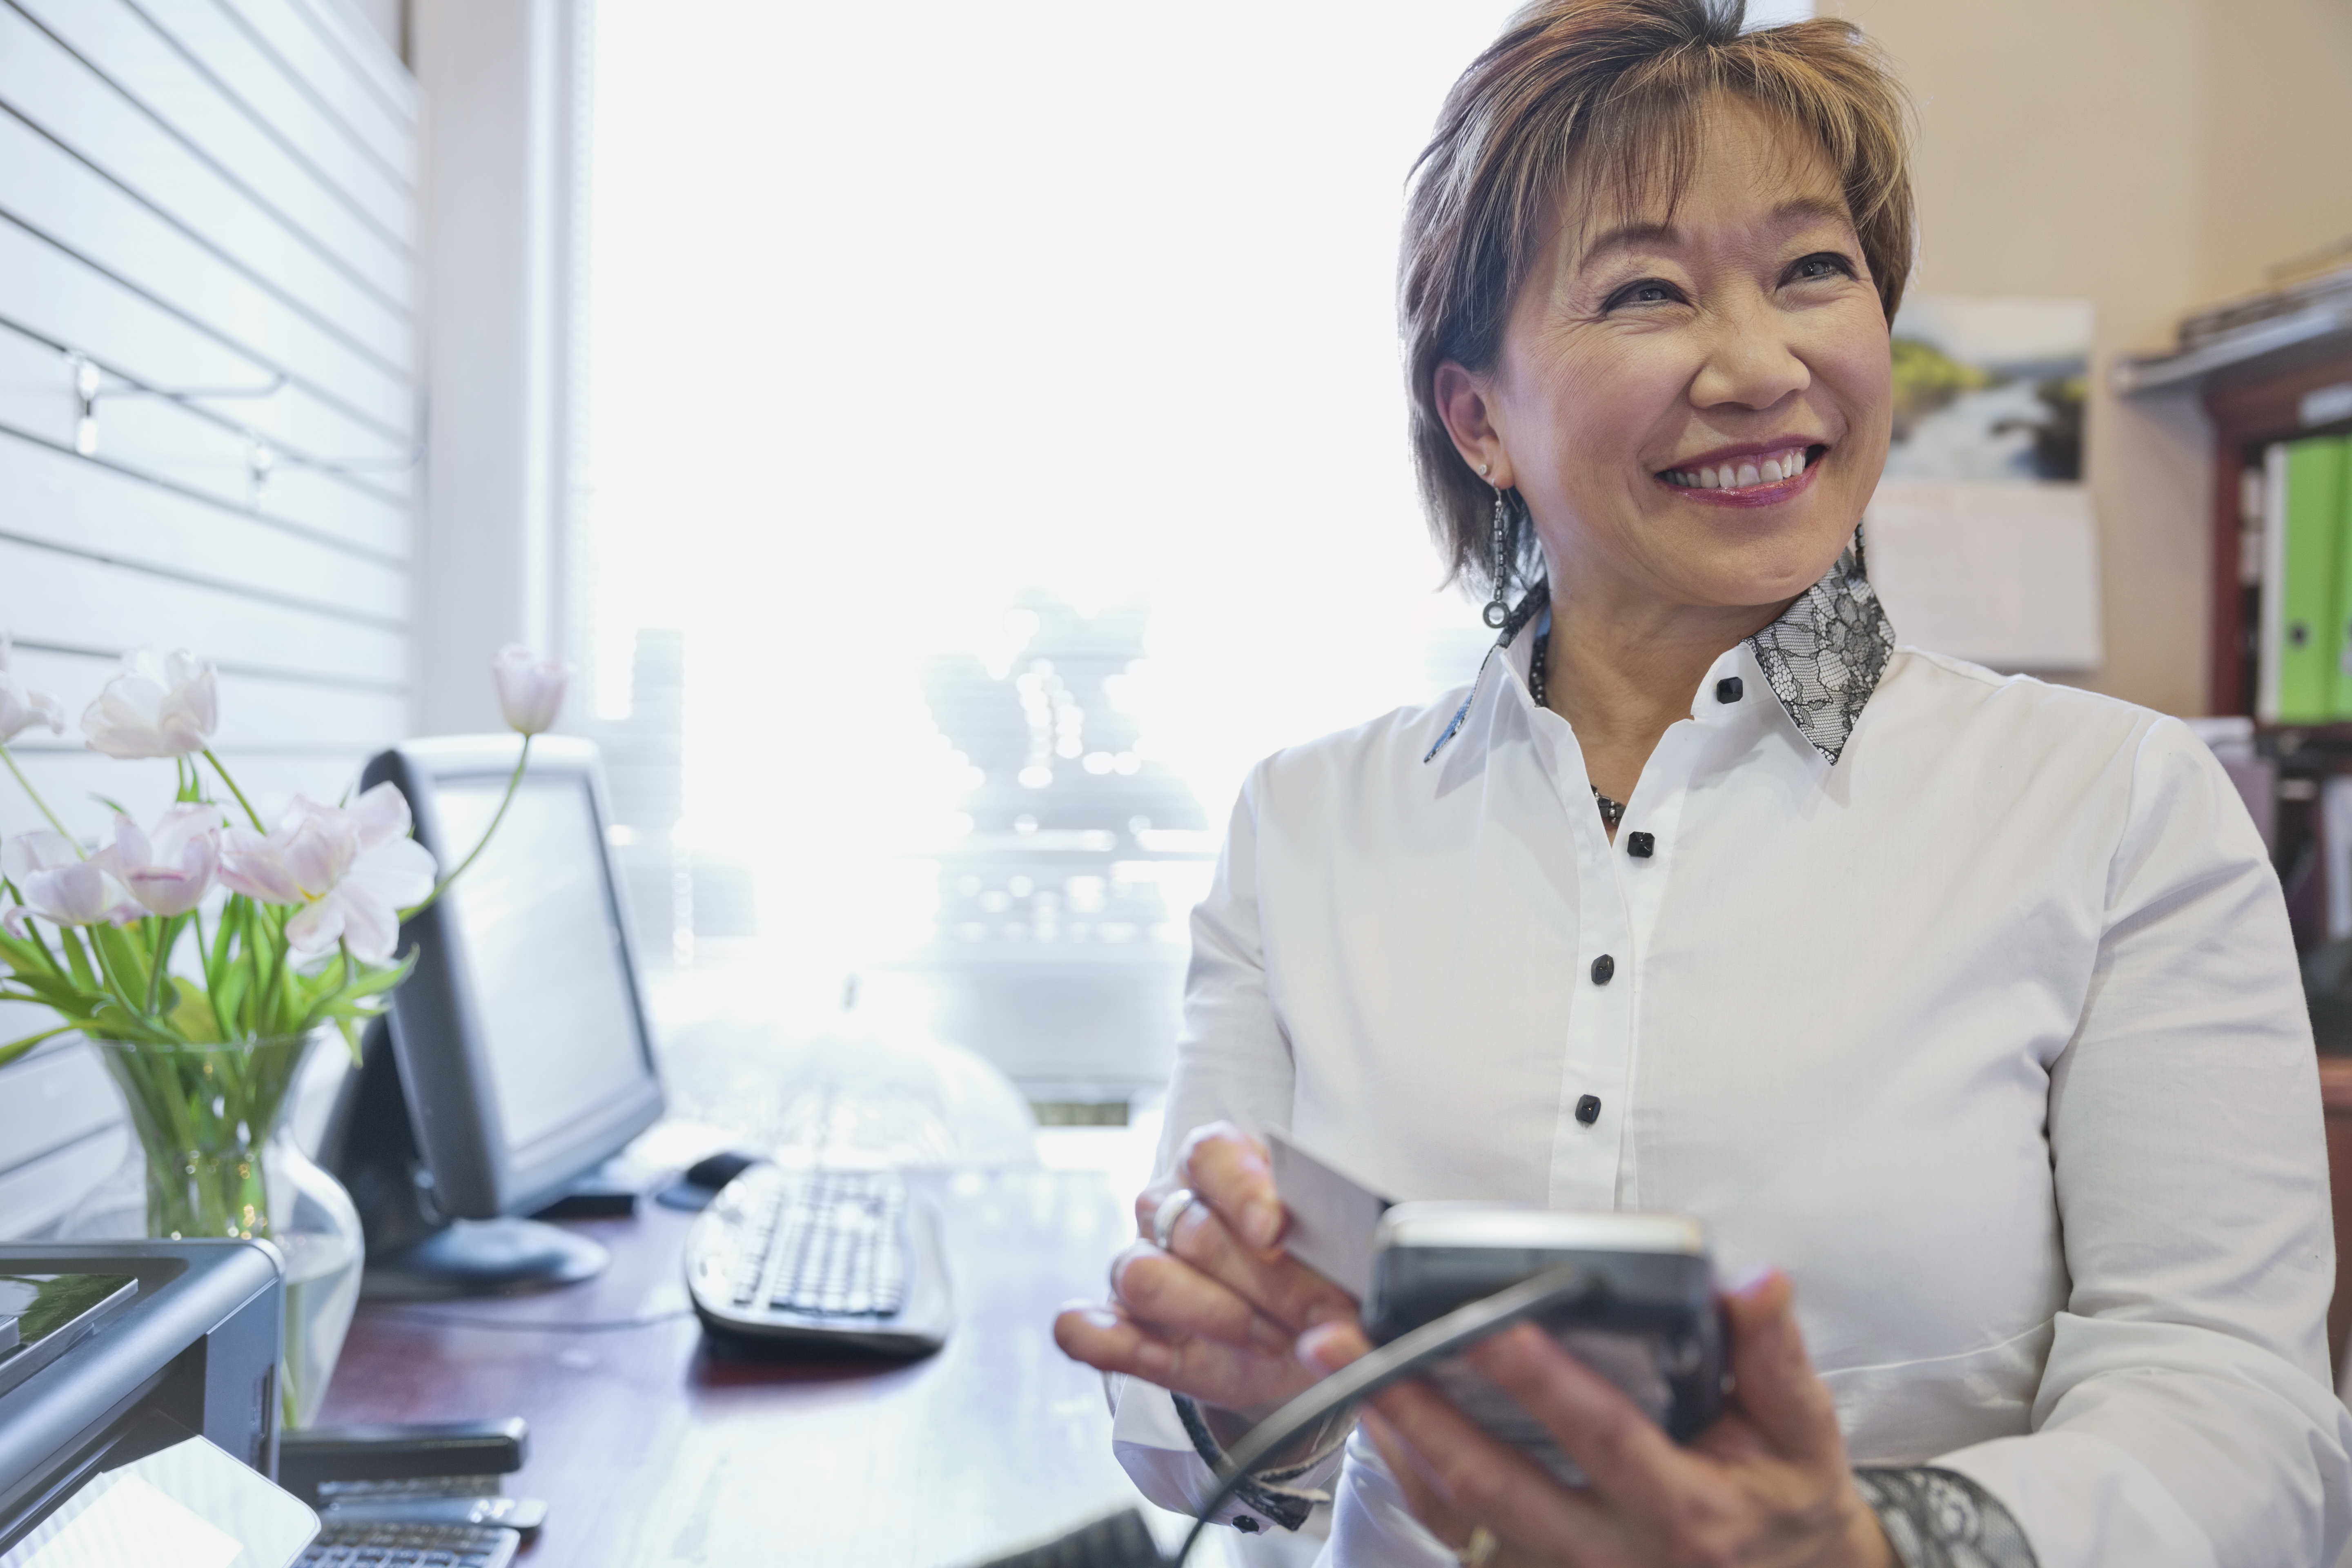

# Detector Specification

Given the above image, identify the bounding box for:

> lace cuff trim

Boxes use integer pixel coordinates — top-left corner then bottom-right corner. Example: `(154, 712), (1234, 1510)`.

(1855, 1466), (2039, 1568)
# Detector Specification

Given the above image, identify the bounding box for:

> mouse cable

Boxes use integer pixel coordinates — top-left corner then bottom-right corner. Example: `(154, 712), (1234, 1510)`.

(368, 1306), (697, 1334)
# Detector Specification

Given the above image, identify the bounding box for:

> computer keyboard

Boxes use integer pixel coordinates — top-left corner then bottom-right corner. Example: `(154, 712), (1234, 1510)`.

(295, 1519), (517, 1567)
(684, 1165), (953, 1355)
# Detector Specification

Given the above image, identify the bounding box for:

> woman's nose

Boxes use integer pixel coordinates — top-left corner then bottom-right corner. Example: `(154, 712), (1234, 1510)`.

(1686, 298), (1811, 413)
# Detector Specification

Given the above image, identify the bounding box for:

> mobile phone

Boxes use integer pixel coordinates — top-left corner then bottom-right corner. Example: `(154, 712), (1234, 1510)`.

(1361, 1205), (1726, 1486)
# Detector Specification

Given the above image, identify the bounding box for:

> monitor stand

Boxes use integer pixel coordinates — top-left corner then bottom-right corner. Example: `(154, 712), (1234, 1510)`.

(323, 1022), (613, 1301)
(359, 1220), (610, 1301)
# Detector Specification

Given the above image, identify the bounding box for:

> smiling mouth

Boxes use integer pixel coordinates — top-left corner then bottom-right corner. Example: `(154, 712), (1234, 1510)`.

(1659, 443), (1827, 494)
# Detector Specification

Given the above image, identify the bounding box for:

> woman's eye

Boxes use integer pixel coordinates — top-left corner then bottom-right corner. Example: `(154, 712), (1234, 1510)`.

(1606, 278), (1682, 310)
(1788, 252), (1856, 283)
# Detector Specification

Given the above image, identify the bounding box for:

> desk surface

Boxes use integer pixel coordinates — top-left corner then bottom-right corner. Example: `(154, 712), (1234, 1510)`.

(318, 1168), (1160, 1568)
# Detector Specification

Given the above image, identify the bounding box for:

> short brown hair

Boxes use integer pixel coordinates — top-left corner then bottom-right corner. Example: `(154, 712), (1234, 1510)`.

(1400, 0), (1917, 597)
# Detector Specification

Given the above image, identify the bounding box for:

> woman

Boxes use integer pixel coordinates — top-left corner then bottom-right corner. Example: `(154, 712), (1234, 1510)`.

(1054, 2), (2352, 1563)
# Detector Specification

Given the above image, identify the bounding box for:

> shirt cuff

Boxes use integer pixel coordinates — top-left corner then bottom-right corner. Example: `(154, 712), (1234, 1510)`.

(1855, 1466), (2040, 1568)
(1170, 1392), (1350, 1534)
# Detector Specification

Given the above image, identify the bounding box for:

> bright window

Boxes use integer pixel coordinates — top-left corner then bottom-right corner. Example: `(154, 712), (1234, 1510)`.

(578, 0), (1806, 1074)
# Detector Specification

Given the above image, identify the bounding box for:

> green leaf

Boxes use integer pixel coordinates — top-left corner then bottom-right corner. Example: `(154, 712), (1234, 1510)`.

(87, 923), (151, 1010)
(83, 998), (172, 1045)
(56, 927), (98, 992)
(2, 974), (100, 1014)
(0, 1025), (74, 1068)
(167, 985), (220, 1043)
(0, 928), (62, 980)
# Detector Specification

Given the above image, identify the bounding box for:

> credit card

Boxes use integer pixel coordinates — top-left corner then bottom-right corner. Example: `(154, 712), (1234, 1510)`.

(1267, 1130), (1393, 1299)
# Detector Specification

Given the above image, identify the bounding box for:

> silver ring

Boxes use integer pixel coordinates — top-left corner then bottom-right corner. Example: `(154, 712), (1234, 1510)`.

(1152, 1187), (1198, 1253)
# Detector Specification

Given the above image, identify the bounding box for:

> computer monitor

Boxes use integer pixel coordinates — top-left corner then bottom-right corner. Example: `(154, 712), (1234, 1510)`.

(324, 736), (665, 1299)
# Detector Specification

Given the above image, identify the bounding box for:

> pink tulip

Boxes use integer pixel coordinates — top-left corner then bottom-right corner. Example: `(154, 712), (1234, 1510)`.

(0, 636), (64, 744)
(219, 784), (435, 964)
(80, 648), (218, 759)
(1, 831), (140, 936)
(491, 645), (569, 736)
(97, 804), (223, 918)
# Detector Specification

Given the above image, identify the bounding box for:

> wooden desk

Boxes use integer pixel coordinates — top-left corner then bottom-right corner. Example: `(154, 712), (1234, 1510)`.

(318, 1169), (1158, 1567)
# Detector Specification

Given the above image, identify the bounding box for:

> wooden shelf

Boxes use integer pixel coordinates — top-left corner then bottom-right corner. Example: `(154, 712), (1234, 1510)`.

(2184, 350), (2352, 716)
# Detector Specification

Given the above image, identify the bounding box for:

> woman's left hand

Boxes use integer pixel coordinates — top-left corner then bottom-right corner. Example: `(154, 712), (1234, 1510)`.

(1297, 1268), (1893, 1568)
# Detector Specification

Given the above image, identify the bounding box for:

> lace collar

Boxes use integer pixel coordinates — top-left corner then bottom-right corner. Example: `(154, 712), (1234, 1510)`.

(1425, 534), (1898, 767)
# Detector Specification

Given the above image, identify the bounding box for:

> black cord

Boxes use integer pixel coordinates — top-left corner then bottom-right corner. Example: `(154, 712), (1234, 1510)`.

(976, 1267), (1602, 1568)
(368, 1306), (697, 1334)
(1171, 1265), (1597, 1566)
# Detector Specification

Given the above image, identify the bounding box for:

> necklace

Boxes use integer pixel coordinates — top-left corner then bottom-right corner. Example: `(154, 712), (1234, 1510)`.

(1528, 628), (1626, 828)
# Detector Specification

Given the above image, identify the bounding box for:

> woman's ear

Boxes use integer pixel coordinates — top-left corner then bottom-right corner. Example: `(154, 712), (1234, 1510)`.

(1433, 362), (1510, 488)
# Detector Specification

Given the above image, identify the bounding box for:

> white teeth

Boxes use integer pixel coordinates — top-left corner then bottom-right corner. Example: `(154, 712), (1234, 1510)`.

(1673, 448), (1812, 492)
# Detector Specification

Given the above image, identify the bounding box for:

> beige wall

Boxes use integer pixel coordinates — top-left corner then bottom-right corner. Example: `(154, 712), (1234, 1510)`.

(1824, 0), (2352, 715)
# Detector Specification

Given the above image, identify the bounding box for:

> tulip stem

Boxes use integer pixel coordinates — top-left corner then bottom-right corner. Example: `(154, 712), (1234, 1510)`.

(203, 749), (266, 833)
(403, 736), (532, 919)
(0, 744), (83, 853)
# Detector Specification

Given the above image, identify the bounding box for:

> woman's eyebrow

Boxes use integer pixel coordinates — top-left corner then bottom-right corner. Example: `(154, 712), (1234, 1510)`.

(1572, 194), (1856, 271)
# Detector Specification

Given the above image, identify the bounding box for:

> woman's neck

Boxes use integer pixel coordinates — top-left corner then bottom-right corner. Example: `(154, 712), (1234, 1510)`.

(1540, 586), (1787, 806)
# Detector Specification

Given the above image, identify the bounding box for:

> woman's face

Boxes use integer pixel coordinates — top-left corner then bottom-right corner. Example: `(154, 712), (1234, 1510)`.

(1447, 96), (1893, 617)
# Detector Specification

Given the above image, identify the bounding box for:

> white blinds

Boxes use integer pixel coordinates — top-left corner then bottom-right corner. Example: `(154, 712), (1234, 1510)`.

(0, 0), (414, 1234)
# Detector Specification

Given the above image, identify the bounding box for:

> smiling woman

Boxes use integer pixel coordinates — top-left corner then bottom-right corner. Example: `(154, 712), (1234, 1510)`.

(1051, 2), (2352, 1566)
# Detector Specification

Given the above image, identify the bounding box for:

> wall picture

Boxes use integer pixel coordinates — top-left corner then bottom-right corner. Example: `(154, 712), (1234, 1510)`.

(1865, 296), (2103, 672)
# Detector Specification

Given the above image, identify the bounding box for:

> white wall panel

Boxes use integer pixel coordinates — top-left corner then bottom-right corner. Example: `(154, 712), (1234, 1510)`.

(289, 0), (413, 121)
(0, 114), (409, 428)
(0, 1114), (125, 1238)
(0, 0), (413, 1234)
(0, 543), (403, 682)
(0, 222), (410, 467)
(0, 1042), (127, 1174)
(127, 0), (408, 230)
(0, 325), (412, 552)
(12, 0), (411, 294)
(0, 434), (407, 618)
(228, 0), (410, 178)
(0, 6), (409, 356)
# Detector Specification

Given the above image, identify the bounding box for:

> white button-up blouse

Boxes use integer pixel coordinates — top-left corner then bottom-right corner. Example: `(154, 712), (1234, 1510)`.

(1111, 558), (2352, 1567)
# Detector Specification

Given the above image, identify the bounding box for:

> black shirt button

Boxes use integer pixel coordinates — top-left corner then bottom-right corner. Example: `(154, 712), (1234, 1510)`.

(1626, 831), (1655, 858)
(1590, 954), (1614, 985)
(1575, 1094), (1601, 1125)
(1717, 676), (1744, 703)
(1234, 1517), (1262, 1534)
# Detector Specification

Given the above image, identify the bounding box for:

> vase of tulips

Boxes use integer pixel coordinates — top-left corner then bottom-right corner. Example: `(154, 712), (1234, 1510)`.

(0, 638), (569, 1427)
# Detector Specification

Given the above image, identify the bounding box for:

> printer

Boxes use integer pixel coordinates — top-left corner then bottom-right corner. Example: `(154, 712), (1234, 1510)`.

(0, 1240), (285, 1555)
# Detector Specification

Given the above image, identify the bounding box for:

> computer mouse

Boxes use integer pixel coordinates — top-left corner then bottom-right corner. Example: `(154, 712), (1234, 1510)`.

(655, 1150), (765, 1211)
(685, 1151), (761, 1191)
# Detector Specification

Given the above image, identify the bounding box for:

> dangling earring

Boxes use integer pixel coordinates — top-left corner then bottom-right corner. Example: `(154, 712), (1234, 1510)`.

(1482, 486), (1511, 629)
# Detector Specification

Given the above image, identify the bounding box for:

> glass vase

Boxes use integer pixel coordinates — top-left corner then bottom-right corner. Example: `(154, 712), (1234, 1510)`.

(59, 1025), (364, 1429)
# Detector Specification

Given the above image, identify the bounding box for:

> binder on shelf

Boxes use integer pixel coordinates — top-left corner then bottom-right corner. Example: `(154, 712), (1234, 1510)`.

(2260, 436), (2350, 723)
(2336, 438), (2352, 717)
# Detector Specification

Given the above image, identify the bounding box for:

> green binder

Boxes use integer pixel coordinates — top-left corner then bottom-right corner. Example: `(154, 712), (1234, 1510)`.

(2270, 436), (2348, 723)
(2334, 437), (2352, 718)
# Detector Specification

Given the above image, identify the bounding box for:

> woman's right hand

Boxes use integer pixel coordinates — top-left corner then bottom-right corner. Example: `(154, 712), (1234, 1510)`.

(1053, 1120), (1362, 1413)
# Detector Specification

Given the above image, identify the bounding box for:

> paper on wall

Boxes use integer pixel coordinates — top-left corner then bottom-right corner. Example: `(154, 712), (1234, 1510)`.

(1862, 480), (2103, 672)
